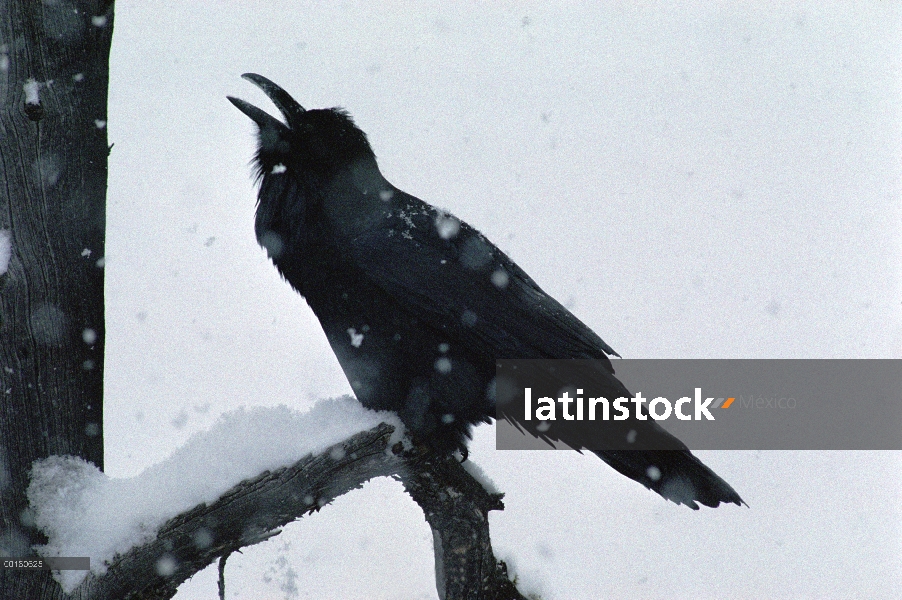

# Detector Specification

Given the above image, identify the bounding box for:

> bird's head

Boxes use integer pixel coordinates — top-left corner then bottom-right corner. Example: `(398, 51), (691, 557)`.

(228, 74), (379, 259)
(228, 73), (375, 177)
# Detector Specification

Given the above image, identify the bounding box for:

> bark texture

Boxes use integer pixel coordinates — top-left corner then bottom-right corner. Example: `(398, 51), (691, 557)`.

(58, 425), (529, 600)
(0, 1), (114, 597)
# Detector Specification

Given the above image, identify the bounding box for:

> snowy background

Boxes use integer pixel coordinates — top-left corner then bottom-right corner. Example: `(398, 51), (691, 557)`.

(99, 2), (900, 599)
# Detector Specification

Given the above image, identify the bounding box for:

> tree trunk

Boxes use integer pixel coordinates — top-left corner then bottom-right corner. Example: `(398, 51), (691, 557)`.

(0, 1), (113, 597)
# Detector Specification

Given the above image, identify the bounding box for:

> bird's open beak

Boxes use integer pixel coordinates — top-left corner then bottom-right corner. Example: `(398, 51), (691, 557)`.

(226, 73), (305, 131)
(242, 74), (306, 119)
(226, 95), (287, 133)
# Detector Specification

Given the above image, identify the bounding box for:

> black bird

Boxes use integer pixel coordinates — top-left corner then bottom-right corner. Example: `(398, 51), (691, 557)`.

(228, 74), (743, 509)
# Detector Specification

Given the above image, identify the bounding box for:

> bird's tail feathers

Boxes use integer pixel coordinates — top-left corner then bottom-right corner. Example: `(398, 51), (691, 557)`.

(592, 448), (745, 509)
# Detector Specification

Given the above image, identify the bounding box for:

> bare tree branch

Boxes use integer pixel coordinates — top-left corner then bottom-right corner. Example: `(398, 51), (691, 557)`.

(398, 448), (528, 600)
(61, 424), (528, 600)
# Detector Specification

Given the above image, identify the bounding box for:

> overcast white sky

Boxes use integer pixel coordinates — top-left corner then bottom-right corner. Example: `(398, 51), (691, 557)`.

(102, 3), (900, 598)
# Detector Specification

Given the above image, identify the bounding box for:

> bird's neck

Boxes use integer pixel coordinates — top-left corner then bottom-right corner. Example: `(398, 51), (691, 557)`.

(319, 157), (393, 238)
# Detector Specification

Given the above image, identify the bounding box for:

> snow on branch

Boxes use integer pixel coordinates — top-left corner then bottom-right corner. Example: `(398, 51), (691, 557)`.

(71, 422), (403, 600)
(28, 398), (404, 592)
(27, 399), (528, 600)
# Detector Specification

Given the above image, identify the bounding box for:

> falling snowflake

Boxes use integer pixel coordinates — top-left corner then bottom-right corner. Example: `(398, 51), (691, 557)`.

(435, 213), (460, 239)
(434, 357), (452, 374)
(646, 466), (662, 481)
(347, 328), (364, 348)
(155, 555), (177, 576)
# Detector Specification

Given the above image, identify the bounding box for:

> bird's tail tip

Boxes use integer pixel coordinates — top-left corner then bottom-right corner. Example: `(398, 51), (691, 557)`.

(594, 448), (744, 510)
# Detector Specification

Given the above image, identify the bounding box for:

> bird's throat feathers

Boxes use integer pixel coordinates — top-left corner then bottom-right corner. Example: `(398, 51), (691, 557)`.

(253, 150), (393, 269)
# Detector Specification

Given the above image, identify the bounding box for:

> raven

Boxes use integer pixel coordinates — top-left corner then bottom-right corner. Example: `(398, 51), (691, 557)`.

(228, 74), (743, 509)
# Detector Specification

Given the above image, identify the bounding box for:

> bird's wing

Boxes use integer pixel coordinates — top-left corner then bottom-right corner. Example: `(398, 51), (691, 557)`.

(346, 192), (744, 509)
(346, 191), (620, 366)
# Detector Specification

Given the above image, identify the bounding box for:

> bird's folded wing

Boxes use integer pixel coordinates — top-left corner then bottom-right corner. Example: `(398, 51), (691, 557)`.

(346, 192), (620, 367)
(346, 194), (744, 508)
